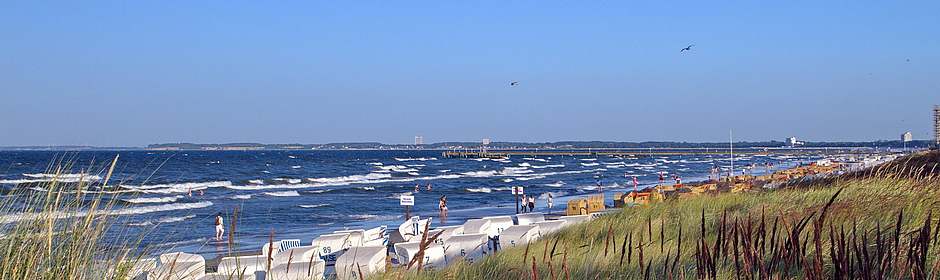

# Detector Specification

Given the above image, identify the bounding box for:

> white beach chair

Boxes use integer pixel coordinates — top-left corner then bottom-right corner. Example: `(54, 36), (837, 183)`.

(390, 216), (431, 243)
(428, 225), (464, 245)
(533, 220), (567, 236)
(197, 272), (257, 280)
(271, 245), (321, 268)
(115, 257), (156, 280)
(557, 214), (592, 225)
(266, 257), (326, 280)
(515, 212), (545, 225)
(149, 252), (206, 280)
(218, 241), (302, 276)
(394, 241), (446, 269)
(461, 219), (492, 236)
(313, 232), (363, 266)
(441, 233), (490, 264)
(481, 216), (514, 236)
(217, 255), (267, 277)
(497, 225), (541, 250)
(334, 246), (387, 280)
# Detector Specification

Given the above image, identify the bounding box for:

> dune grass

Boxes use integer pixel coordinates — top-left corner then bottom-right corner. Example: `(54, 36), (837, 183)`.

(0, 154), (156, 280)
(382, 151), (940, 279)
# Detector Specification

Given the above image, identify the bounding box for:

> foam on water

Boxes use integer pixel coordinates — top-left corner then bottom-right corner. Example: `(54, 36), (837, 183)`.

(299, 204), (329, 208)
(263, 190), (300, 197)
(122, 195), (183, 204)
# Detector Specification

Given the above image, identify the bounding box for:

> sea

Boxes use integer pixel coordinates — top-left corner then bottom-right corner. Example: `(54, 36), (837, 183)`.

(0, 149), (823, 258)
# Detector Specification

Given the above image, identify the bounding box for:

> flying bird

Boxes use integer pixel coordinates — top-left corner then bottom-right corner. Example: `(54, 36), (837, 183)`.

(680, 45), (694, 52)
(510, 82), (518, 86)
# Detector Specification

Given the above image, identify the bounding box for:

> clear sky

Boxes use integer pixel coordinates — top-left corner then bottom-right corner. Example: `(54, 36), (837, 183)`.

(1, 1), (938, 147)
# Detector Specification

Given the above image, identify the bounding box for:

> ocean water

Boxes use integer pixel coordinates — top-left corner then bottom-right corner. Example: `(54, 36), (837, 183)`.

(0, 150), (820, 256)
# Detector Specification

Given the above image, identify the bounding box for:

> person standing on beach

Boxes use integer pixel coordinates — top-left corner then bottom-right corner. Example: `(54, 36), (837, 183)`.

(529, 195), (535, 213)
(521, 194), (528, 213)
(547, 194), (554, 214)
(214, 213), (224, 241)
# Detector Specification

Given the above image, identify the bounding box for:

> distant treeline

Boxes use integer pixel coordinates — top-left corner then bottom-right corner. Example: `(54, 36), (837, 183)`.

(143, 140), (935, 150)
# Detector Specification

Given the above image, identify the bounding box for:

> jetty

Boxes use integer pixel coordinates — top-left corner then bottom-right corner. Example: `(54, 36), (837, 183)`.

(442, 148), (891, 158)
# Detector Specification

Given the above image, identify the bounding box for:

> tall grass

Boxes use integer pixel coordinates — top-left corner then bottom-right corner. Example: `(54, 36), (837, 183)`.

(0, 154), (153, 280)
(380, 151), (940, 279)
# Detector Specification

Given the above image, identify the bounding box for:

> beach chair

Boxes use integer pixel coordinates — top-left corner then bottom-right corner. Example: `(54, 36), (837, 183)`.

(266, 257), (326, 280)
(533, 220), (567, 236)
(497, 225), (540, 250)
(394, 241), (446, 269)
(334, 246), (387, 280)
(279, 239), (303, 252)
(515, 212), (545, 225)
(334, 225), (388, 247)
(149, 252), (206, 280)
(271, 245), (321, 268)
(481, 216), (514, 236)
(460, 219), (492, 236)
(441, 233), (490, 264)
(428, 225), (464, 245)
(196, 273), (257, 280)
(114, 257), (156, 280)
(389, 216), (431, 243)
(217, 255), (267, 277)
(313, 232), (363, 266)
(556, 214), (592, 225)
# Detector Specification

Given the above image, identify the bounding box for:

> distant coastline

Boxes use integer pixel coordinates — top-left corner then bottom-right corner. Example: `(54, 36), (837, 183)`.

(0, 139), (932, 151)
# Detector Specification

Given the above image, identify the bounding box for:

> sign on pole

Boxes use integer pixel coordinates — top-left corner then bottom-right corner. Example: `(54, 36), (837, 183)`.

(400, 195), (415, 206)
(511, 186), (524, 195)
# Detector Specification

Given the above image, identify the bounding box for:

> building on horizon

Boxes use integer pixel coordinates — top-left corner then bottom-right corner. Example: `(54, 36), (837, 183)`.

(785, 137), (804, 147)
(902, 131), (913, 142)
(414, 136), (423, 145)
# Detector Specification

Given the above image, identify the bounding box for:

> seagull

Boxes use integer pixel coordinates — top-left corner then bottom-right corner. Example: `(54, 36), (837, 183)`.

(510, 82), (518, 86)
(680, 45), (694, 52)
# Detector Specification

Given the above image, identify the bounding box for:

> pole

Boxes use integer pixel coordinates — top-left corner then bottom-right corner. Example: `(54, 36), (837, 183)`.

(405, 205), (410, 221)
(730, 129), (734, 177)
(514, 187), (519, 214)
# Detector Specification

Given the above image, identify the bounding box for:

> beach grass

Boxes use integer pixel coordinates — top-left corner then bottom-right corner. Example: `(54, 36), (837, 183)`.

(380, 151), (940, 279)
(0, 154), (156, 280)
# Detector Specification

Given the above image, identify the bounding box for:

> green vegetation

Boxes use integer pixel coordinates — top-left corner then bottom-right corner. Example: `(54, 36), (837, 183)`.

(0, 154), (151, 280)
(385, 151), (940, 279)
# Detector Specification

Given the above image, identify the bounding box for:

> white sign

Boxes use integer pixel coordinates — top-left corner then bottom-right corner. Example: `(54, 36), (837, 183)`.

(483, 139), (490, 145)
(511, 186), (523, 195)
(400, 195), (415, 206)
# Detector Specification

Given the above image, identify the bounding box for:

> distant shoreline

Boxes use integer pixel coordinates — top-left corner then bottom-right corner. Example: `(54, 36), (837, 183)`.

(0, 139), (932, 151)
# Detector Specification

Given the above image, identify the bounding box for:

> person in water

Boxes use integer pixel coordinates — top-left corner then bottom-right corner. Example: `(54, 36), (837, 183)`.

(214, 213), (224, 241)
(439, 195), (448, 216)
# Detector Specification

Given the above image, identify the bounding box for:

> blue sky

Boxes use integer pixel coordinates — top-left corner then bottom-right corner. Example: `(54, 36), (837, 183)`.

(2, 1), (938, 146)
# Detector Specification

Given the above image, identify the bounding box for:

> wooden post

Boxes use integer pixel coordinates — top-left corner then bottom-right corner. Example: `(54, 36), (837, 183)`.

(405, 205), (410, 221)
(515, 187), (519, 214)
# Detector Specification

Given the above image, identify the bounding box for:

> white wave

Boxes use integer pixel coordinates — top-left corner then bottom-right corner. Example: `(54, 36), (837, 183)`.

(516, 175), (546, 181)
(122, 195), (183, 204)
(156, 214), (196, 224)
(545, 181), (566, 187)
(392, 168), (419, 173)
(538, 191), (567, 199)
(304, 189), (331, 194)
(4, 173), (103, 184)
(231, 194), (251, 199)
(518, 162), (531, 167)
(502, 179), (514, 183)
(263, 190), (300, 197)
(467, 188), (492, 193)
(308, 173), (392, 184)
(248, 180), (264, 185)
(299, 204), (329, 208)
(501, 167), (533, 176)
(581, 162), (600, 166)
(377, 165), (409, 171)
(288, 155), (296, 159)
(366, 162), (383, 165)
(439, 169), (451, 173)
(406, 164), (426, 167)
(407, 172), (420, 176)
(357, 187), (375, 191)
(272, 178), (302, 184)
(129, 181), (231, 195)
(530, 164), (565, 169)
(388, 192), (412, 198)
(461, 171), (500, 177)
(347, 214), (397, 220)
(291, 166), (301, 169)
(580, 158), (597, 161)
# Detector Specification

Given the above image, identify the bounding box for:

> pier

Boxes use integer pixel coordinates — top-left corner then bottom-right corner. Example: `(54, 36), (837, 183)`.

(442, 148), (891, 158)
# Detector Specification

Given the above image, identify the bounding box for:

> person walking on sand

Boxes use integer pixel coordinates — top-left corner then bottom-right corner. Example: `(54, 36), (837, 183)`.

(547, 194), (554, 214)
(521, 194), (528, 213)
(529, 195), (535, 213)
(214, 213), (224, 241)
(439, 195), (448, 216)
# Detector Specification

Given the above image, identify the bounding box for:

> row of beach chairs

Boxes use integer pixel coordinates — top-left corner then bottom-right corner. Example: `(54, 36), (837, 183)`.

(122, 212), (597, 280)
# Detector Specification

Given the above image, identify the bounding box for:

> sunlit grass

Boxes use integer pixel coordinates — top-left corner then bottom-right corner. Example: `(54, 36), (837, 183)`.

(381, 151), (940, 279)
